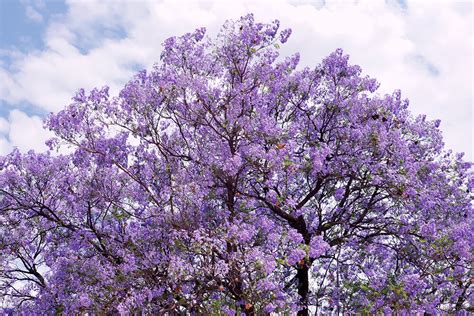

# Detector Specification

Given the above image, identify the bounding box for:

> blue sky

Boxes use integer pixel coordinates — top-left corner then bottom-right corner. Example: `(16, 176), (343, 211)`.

(0, 0), (67, 63)
(0, 0), (472, 160)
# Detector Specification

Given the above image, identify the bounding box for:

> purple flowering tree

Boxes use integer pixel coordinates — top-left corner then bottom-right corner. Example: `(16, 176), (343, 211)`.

(1, 14), (472, 315)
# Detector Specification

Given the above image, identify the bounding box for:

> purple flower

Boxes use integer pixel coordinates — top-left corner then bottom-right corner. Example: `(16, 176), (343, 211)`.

(309, 236), (330, 258)
(288, 248), (306, 265)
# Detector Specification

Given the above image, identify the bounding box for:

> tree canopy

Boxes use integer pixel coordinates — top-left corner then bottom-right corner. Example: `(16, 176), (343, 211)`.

(0, 14), (472, 315)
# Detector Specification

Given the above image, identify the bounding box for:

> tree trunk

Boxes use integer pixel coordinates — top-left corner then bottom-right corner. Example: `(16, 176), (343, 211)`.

(296, 261), (309, 316)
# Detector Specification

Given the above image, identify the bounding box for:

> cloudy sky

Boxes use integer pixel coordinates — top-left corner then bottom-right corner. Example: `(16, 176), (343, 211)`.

(0, 0), (472, 160)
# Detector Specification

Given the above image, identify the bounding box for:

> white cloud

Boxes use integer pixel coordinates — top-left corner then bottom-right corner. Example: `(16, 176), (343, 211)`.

(0, 117), (9, 135)
(25, 5), (43, 23)
(0, 0), (472, 159)
(21, 0), (45, 23)
(0, 110), (52, 155)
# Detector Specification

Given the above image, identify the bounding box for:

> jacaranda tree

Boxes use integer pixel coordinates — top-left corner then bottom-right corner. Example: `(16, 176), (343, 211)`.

(0, 14), (472, 315)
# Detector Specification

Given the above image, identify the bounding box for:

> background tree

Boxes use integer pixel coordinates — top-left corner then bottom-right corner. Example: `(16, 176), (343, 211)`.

(1, 14), (472, 315)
